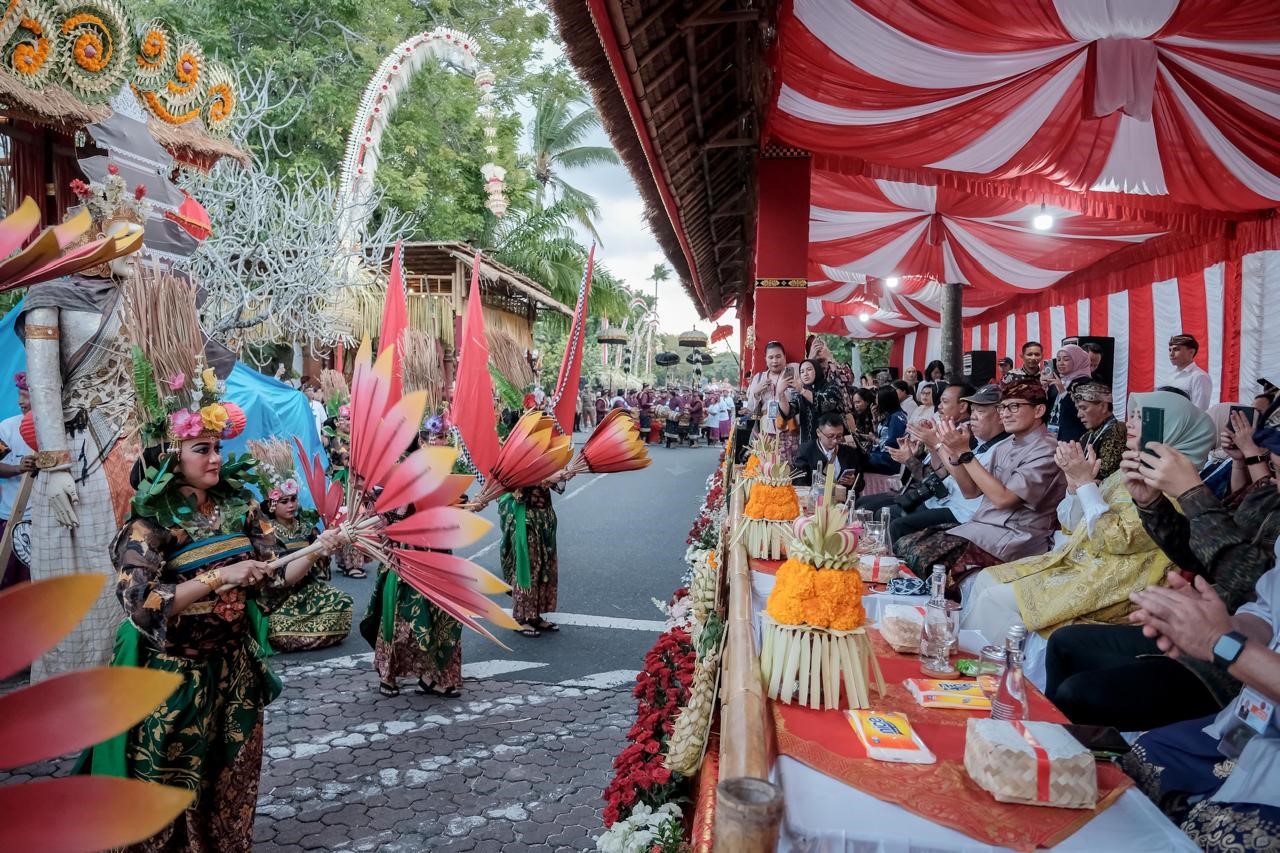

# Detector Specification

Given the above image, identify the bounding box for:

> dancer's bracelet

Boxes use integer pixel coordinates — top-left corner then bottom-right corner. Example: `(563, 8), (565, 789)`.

(193, 570), (222, 593)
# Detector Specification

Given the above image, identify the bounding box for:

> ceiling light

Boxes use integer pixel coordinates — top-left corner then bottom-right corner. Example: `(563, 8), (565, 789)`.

(885, 276), (899, 289)
(858, 311), (871, 322)
(1032, 201), (1053, 231)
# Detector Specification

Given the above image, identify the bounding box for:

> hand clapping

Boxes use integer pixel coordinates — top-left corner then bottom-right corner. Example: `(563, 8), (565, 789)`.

(935, 418), (971, 457)
(1129, 571), (1233, 662)
(1055, 442), (1100, 489)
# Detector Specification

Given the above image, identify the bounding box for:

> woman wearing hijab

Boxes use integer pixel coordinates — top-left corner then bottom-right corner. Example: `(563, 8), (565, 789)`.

(962, 390), (1217, 648)
(908, 382), (937, 425)
(777, 358), (846, 450)
(1199, 404), (1238, 499)
(1047, 344), (1093, 442)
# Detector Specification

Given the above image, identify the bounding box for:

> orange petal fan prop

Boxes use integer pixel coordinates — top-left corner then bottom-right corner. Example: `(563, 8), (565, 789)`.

(0, 197), (145, 293)
(472, 411), (573, 506)
(565, 409), (652, 477)
(0, 776), (194, 853)
(0, 577), (191, 851)
(293, 437), (344, 526)
(293, 337), (513, 642)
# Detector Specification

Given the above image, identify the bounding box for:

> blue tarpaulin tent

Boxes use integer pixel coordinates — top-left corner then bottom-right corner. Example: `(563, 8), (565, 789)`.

(0, 304), (328, 507)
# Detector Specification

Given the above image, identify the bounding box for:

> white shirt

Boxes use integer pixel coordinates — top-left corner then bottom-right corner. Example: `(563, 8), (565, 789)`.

(900, 397), (918, 417)
(309, 399), (326, 438)
(1169, 361), (1213, 410)
(0, 414), (33, 520)
(924, 434), (1008, 524)
(1201, 548), (1280, 808)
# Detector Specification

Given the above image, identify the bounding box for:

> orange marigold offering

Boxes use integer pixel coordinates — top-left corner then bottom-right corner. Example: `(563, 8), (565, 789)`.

(736, 456), (799, 559)
(760, 465), (884, 710)
(744, 481), (800, 521)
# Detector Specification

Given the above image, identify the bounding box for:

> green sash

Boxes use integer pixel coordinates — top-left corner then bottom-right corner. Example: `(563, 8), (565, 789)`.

(78, 607), (282, 778)
(500, 493), (531, 590)
(380, 570), (401, 643)
(80, 620), (145, 777)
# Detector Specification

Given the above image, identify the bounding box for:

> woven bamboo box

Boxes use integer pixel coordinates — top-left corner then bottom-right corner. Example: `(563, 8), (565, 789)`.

(964, 719), (1098, 809)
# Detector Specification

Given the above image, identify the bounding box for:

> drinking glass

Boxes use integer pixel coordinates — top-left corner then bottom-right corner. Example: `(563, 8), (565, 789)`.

(919, 601), (961, 677)
(861, 521), (887, 555)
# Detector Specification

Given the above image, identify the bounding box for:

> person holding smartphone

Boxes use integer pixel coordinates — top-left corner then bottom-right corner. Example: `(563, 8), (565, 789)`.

(744, 341), (798, 457)
(792, 412), (864, 491)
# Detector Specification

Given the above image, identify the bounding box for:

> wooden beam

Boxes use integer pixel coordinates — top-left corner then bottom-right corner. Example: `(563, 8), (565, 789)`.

(637, 0), (722, 69)
(681, 10), (761, 29)
(705, 137), (755, 149)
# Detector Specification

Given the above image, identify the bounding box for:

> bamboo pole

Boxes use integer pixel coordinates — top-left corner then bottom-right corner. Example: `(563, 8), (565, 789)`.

(713, 777), (783, 853)
(0, 472), (33, 570)
(719, 478), (770, 780)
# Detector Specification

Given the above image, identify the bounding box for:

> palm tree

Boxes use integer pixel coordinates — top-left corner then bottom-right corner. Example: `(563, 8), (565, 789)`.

(649, 262), (670, 309)
(484, 191), (630, 327)
(527, 93), (620, 239)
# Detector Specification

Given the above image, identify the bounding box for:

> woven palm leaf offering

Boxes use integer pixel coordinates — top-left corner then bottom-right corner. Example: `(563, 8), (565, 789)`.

(735, 452), (800, 559)
(761, 465), (886, 710)
(739, 431), (778, 494)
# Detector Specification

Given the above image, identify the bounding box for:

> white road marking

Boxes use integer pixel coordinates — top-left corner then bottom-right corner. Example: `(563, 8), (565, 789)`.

(535, 611), (666, 632)
(461, 659), (548, 679)
(558, 670), (640, 689)
(464, 540), (499, 561)
(462, 474), (605, 562)
(564, 473), (605, 500)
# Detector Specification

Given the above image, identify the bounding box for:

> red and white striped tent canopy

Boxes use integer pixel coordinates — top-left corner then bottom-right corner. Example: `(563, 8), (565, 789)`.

(765, 0), (1280, 404)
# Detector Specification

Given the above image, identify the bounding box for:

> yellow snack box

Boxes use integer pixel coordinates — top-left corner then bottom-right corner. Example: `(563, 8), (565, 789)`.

(846, 710), (936, 764)
(906, 678), (992, 710)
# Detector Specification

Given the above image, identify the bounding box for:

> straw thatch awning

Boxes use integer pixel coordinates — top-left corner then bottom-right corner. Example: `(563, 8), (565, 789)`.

(549, 1), (775, 319)
(0, 69), (248, 168)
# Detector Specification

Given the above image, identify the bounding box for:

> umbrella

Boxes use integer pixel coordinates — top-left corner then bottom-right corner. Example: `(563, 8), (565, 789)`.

(678, 329), (708, 348)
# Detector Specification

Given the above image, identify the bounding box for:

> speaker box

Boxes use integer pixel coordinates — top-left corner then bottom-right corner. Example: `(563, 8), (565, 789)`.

(1061, 335), (1115, 387)
(963, 350), (997, 386)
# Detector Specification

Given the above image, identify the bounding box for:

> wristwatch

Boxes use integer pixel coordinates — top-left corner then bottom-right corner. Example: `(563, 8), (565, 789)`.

(1212, 631), (1248, 669)
(956, 451), (976, 465)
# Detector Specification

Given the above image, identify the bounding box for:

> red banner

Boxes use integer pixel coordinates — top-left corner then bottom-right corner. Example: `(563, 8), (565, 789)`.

(452, 255), (499, 479)
(551, 245), (595, 435)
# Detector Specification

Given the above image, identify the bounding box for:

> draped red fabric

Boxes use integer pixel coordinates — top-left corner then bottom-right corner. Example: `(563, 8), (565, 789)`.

(771, 0), (1280, 214)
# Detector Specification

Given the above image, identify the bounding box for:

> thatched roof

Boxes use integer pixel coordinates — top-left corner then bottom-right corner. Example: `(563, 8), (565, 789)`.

(549, 0), (775, 319)
(399, 241), (573, 317)
(0, 68), (248, 168)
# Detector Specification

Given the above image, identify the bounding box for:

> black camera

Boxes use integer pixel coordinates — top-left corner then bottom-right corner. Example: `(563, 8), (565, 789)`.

(895, 472), (949, 513)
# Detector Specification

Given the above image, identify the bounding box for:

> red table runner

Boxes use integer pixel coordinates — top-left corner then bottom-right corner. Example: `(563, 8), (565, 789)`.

(772, 632), (1133, 851)
(749, 556), (783, 576)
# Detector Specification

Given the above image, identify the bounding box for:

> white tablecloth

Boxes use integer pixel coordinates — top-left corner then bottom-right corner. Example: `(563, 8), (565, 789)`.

(774, 757), (1198, 853)
(748, 577), (1193, 852)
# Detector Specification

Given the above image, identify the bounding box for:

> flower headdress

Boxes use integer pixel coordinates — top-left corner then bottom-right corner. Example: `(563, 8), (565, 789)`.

(246, 438), (301, 503)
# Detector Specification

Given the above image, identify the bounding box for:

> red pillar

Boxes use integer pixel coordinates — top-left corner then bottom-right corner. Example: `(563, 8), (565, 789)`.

(752, 153), (811, 369)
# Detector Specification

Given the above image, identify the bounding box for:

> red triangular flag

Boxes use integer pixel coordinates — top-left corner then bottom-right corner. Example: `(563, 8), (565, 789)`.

(552, 246), (595, 435)
(379, 240), (409, 400)
(452, 254), (500, 479)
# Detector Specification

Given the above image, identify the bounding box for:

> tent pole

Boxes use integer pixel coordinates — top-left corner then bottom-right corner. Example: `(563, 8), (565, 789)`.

(940, 281), (963, 379)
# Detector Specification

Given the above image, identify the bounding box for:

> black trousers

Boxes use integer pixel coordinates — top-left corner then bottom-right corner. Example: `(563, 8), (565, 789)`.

(1045, 624), (1223, 731)
(854, 495), (958, 545)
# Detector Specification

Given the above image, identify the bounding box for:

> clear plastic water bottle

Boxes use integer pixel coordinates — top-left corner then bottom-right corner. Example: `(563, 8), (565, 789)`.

(920, 565), (958, 676)
(991, 625), (1030, 721)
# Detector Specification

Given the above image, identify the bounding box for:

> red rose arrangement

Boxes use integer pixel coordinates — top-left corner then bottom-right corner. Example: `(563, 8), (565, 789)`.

(601, 622), (696, 827)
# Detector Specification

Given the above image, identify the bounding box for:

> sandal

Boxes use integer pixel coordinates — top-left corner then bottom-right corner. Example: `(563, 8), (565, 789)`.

(515, 625), (541, 638)
(418, 679), (462, 699)
(533, 618), (559, 632)
(343, 566), (368, 579)
(378, 681), (399, 697)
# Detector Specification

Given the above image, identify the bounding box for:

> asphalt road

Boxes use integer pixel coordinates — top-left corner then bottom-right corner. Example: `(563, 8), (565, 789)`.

(279, 437), (723, 689)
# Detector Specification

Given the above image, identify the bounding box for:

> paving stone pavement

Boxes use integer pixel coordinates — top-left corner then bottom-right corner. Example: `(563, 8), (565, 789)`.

(1, 652), (633, 851)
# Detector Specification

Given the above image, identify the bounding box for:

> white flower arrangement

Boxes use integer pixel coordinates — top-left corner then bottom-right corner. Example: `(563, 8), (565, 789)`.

(595, 802), (683, 853)
(652, 591), (693, 632)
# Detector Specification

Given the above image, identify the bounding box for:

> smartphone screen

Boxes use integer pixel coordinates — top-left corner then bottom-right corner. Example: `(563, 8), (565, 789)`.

(1140, 406), (1165, 453)
(1230, 405), (1259, 427)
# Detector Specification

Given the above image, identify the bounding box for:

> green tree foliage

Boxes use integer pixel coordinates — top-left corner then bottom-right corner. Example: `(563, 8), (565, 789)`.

(127, 0), (582, 243)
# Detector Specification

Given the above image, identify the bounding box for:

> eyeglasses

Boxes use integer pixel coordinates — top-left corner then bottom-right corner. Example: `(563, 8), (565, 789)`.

(818, 430), (844, 441)
(996, 401), (1032, 413)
